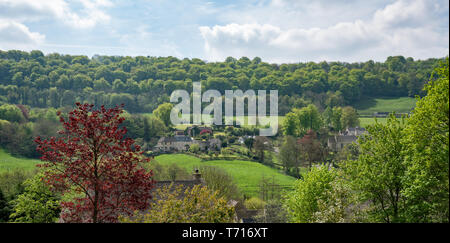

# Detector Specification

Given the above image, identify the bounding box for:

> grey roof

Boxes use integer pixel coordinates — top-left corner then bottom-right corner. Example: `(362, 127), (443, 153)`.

(336, 135), (357, 142)
(328, 135), (358, 144)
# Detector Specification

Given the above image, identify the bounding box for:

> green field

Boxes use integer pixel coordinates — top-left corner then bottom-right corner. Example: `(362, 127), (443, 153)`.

(355, 96), (416, 116)
(0, 149), (41, 172)
(359, 117), (388, 128)
(153, 153), (297, 197)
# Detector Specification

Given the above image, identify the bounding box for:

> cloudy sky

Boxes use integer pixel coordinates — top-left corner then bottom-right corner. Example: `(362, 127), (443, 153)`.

(0, 0), (448, 63)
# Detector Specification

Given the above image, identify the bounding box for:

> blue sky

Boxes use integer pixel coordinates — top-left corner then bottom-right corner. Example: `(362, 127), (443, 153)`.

(0, 0), (448, 63)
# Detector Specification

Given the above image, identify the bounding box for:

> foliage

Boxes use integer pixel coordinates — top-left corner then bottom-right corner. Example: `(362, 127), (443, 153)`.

(120, 184), (235, 223)
(35, 103), (155, 222)
(340, 106), (360, 129)
(298, 130), (326, 169)
(284, 165), (337, 223)
(312, 174), (365, 223)
(253, 199), (289, 223)
(0, 104), (25, 123)
(253, 136), (272, 163)
(9, 173), (61, 223)
(244, 197), (266, 210)
(188, 143), (200, 153)
(0, 50), (441, 115)
(166, 163), (190, 181)
(243, 137), (254, 151)
(199, 165), (241, 200)
(342, 114), (407, 222)
(0, 189), (11, 222)
(338, 58), (449, 223)
(401, 58), (449, 222)
(283, 104), (322, 136)
(153, 103), (174, 127)
(0, 121), (40, 158)
(0, 168), (36, 198)
(279, 136), (301, 173)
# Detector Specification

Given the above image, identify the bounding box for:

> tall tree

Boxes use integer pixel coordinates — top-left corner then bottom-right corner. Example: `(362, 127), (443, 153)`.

(343, 115), (407, 222)
(153, 102), (174, 127)
(340, 106), (359, 129)
(298, 130), (324, 169)
(401, 58), (449, 222)
(279, 135), (301, 175)
(35, 103), (155, 223)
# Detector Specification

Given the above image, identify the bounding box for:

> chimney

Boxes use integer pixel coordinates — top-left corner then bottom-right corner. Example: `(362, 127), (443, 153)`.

(193, 169), (202, 182)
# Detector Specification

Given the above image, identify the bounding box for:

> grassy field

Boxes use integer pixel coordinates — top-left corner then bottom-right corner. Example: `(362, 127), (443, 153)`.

(359, 117), (388, 128)
(0, 149), (41, 172)
(153, 153), (297, 197)
(355, 96), (416, 116)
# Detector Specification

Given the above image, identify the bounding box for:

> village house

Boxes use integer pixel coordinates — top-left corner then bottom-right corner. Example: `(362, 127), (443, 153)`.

(154, 129), (221, 153)
(327, 127), (367, 152)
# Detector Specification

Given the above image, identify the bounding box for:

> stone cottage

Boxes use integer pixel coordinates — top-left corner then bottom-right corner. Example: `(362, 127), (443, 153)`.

(327, 127), (367, 152)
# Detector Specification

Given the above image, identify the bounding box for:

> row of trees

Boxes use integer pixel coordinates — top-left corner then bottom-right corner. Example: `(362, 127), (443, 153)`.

(0, 50), (443, 114)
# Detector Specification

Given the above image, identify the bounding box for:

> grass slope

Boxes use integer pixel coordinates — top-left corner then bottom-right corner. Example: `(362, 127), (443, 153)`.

(0, 149), (40, 172)
(355, 96), (416, 116)
(153, 153), (296, 197)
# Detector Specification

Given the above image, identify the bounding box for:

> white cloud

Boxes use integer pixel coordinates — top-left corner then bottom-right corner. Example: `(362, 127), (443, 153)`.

(0, 20), (45, 50)
(199, 0), (449, 63)
(0, 0), (113, 51)
(0, 0), (112, 29)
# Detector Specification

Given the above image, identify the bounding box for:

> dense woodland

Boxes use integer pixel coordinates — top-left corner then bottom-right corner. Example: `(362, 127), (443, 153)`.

(0, 50), (444, 114)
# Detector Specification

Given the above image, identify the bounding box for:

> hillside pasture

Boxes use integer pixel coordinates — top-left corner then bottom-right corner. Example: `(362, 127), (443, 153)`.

(0, 149), (40, 172)
(355, 96), (416, 116)
(153, 153), (297, 197)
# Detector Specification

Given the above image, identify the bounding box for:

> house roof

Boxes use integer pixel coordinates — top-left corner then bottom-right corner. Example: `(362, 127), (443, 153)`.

(336, 135), (357, 142)
(328, 135), (358, 144)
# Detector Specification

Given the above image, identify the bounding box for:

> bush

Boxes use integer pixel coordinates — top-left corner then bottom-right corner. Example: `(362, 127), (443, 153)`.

(120, 184), (235, 223)
(244, 197), (266, 210)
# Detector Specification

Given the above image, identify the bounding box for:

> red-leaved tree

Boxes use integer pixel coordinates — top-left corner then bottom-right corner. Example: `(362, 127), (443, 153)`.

(35, 103), (154, 223)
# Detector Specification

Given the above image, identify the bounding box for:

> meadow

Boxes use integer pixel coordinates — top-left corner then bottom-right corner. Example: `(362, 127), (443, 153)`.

(153, 153), (297, 197)
(355, 96), (417, 116)
(0, 149), (40, 173)
(359, 117), (388, 128)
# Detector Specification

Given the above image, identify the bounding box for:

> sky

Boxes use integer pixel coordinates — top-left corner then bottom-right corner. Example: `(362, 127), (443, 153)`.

(0, 0), (448, 63)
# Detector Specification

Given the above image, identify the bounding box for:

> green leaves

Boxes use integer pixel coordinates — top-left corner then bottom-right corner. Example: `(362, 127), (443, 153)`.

(282, 104), (322, 137)
(9, 173), (61, 223)
(121, 184), (235, 223)
(343, 114), (407, 222)
(284, 165), (337, 223)
(340, 58), (449, 223)
(401, 58), (449, 222)
(153, 103), (174, 127)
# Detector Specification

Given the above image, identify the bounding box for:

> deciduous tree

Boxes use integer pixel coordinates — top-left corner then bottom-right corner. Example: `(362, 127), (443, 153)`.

(35, 103), (154, 223)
